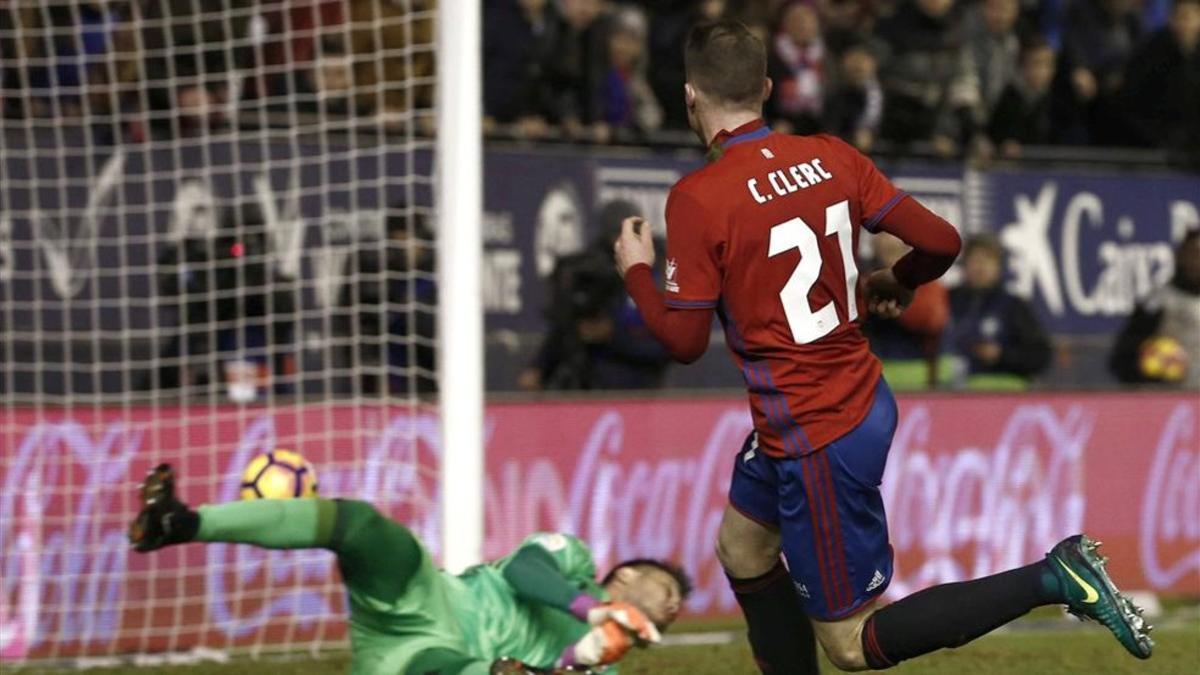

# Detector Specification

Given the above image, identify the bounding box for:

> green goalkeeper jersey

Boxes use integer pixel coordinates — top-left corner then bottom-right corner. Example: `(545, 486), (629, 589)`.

(441, 532), (609, 669)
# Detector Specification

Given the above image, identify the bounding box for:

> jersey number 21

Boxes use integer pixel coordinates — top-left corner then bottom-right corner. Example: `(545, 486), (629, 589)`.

(768, 200), (858, 344)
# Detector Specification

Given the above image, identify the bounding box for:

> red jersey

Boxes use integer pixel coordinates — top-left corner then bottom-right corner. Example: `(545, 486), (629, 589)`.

(663, 120), (910, 458)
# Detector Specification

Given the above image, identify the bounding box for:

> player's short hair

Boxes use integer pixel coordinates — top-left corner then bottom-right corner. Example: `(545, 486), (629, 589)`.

(602, 558), (694, 599)
(684, 20), (767, 109)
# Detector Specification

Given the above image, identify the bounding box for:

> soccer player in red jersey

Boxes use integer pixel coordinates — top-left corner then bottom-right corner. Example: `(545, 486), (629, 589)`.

(614, 20), (1153, 674)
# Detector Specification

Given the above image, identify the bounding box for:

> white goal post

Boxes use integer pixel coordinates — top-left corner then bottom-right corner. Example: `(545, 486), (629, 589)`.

(435, 0), (485, 574)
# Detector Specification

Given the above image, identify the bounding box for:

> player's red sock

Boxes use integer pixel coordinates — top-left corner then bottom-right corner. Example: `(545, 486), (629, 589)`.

(860, 561), (1061, 669)
(728, 561), (820, 674)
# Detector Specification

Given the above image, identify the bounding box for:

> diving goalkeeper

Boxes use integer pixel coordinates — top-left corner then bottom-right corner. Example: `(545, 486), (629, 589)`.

(128, 464), (688, 675)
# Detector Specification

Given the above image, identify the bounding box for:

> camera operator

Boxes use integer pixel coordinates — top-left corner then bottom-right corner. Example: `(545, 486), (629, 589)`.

(152, 202), (294, 398)
(519, 200), (671, 391)
(336, 206), (437, 396)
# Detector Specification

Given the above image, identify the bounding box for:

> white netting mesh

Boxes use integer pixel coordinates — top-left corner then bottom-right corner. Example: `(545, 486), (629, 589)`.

(1, 0), (441, 663)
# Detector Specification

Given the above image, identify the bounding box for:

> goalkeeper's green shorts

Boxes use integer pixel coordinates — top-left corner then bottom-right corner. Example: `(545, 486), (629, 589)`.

(333, 501), (475, 675)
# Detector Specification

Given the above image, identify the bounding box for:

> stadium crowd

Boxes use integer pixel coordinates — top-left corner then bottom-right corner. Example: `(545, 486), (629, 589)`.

(1, 0), (1198, 157)
(482, 0), (1199, 158)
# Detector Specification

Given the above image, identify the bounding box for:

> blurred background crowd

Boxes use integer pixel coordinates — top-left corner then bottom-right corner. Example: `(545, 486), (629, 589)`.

(483, 0), (1199, 159)
(1, 0), (1198, 159)
(1, 0), (1196, 400)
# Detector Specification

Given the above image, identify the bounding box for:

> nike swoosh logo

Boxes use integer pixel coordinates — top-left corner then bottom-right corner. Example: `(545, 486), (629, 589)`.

(1056, 558), (1099, 604)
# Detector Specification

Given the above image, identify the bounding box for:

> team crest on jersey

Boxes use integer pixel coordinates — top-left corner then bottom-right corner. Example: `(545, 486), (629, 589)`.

(665, 258), (680, 293)
(761, 148), (775, 159)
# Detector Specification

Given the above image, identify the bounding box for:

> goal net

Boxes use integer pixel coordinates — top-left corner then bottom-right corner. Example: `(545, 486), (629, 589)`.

(1, 0), (479, 664)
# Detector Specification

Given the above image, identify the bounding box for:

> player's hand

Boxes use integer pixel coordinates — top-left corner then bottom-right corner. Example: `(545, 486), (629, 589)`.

(560, 620), (635, 667)
(614, 217), (656, 278)
(864, 269), (914, 319)
(581, 601), (661, 644)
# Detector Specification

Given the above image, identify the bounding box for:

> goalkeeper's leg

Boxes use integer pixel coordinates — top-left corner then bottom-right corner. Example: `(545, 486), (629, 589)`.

(129, 464), (478, 674)
(129, 464), (424, 602)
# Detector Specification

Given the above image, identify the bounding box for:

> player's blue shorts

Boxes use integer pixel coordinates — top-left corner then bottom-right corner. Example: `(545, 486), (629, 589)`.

(729, 377), (898, 621)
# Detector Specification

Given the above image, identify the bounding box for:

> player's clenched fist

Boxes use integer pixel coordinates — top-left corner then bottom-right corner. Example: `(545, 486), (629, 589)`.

(558, 620), (634, 667)
(864, 268), (914, 319)
(614, 216), (656, 278)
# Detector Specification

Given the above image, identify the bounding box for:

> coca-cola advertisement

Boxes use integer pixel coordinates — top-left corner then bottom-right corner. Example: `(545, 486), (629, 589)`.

(2, 393), (1198, 661)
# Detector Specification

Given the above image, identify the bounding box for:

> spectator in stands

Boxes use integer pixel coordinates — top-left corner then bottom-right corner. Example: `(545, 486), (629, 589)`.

(949, 233), (1052, 388)
(1110, 229), (1200, 388)
(600, 6), (663, 140)
(483, 0), (567, 139)
(966, 0), (1022, 112)
(344, 0), (436, 128)
(1057, 0), (1143, 144)
(0, 6), (20, 119)
(864, 232), (952, 389)
(556, 0), (616, 142)
(519, 200), (671, 391)
(4, 1), (128, 119)
(115, 0), (256, 137)
(294, 37), (355, 117)
(823, 40), (884, 151)
(256, 0), (436, 129)
(249, 2), (356, 117)
(819, 0), (882, 56)
(1119, 0), (1200, 156)
(647, 0), (728, 131)
(875, 0), (986, 157)
(338, 206), (438, 395)
(988, 38), (1060, 156)
(767, 1), (828, 135)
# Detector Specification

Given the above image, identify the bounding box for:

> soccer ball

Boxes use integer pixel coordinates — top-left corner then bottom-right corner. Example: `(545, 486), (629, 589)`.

(240, 449), (319, 500)
(1138, 336), (1189, 382)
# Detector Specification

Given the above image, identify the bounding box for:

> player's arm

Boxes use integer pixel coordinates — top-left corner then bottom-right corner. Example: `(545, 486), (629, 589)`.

(501, 534), (657, 635)
(615, 190), (719, 364)
(501, 539), (594, 614)
(622, 264), (712, 363)
(873, 197), (962, 289)
(842, 137), (961, 316)
(501, 534), (659, 668)
(840, 135), (961, 287)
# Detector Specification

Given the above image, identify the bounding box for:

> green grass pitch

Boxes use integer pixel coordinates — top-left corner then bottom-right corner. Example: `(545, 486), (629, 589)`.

(12, 617), (1198, 675)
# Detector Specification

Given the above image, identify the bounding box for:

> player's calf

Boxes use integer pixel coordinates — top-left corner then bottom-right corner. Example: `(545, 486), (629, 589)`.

(718, 506), (820, 674)
(810, 603), (876, 672)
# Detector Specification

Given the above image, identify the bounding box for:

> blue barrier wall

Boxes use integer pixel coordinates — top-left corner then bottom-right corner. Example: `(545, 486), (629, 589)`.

(2, 131), (1197, 393)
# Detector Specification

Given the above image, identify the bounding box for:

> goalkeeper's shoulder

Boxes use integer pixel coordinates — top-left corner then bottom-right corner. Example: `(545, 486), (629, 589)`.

(505, 532), (598, 585)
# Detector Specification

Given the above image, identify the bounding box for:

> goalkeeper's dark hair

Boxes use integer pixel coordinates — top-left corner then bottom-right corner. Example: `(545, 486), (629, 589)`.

(603, 559), (694, 599)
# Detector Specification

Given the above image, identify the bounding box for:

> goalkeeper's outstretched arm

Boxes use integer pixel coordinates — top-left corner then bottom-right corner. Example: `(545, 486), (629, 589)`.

(500, 541), (662, 669)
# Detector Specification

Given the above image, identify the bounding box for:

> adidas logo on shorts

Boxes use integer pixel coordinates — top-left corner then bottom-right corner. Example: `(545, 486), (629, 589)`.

(794, 580), (810, 598)
(866, 570), (886, 593)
